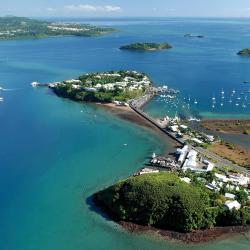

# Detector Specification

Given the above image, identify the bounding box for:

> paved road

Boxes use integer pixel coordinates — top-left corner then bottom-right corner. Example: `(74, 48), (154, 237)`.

(130, 95), (250, 177)
(195, 146), (250, 176)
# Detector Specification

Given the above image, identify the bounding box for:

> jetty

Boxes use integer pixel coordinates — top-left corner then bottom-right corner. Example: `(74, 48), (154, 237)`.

(129, 93), (250, 177)
(129, 91), (185, 146)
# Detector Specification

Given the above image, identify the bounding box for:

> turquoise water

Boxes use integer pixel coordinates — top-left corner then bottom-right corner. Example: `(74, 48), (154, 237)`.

(0, 18), (250, 249)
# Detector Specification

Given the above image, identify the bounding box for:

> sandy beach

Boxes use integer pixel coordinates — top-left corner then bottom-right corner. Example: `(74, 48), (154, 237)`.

(99, 103), (182, 152)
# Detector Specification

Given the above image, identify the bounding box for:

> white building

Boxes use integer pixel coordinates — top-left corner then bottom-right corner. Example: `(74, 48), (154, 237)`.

(176, 145), (189, 164)
(225, 200), (241, 210)
(228, 174), (250, 186)
(225, 193), (236, 200)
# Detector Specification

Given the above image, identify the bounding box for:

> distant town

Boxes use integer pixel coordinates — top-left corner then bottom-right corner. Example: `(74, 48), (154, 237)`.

(0, 17), (117, 40)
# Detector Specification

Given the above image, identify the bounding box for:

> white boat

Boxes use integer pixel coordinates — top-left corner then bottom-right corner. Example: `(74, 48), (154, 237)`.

(194, 99), (198, 104)
(188, 117), (201, 122)
(221, 89), (225, 95)
(31, 82), (39, 87)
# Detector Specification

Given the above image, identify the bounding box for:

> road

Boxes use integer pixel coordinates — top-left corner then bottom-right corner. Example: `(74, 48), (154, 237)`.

(129, 94), (250, 177)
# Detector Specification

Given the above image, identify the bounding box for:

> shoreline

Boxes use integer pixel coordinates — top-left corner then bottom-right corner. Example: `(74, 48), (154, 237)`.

(201, 119), (250, 135)
(98, 103), (181, 152)
(92, 194), (250, 244)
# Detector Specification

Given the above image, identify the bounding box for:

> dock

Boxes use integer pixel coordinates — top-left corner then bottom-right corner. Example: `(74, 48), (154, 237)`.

(129, 94), (250, 177)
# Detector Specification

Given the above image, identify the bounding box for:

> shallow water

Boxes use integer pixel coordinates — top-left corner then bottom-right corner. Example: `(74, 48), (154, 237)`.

(0, 18), (250, 250)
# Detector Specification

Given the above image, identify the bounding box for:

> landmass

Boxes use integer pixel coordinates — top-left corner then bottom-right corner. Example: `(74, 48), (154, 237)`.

(93, 172), (250, 243)
(0, 16), (117, 40)
(201, 119), (250, 135)
(200, 120), (250, 168)
(35, 70), (250, 243)
(120, 43), (172, 51)
(237, 49), (250, 56)
(208, 141), (250, 170)
(48, 70), (153, 103)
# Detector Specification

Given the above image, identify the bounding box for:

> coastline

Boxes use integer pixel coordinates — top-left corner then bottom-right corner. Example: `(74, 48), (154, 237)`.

(92, 194), (250, 244)
(201, 119), (250, 135)
(98, 103), (181, 152)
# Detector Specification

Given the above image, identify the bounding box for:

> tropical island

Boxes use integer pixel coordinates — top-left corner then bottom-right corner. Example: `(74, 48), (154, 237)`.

(33, 69), (250, 243)
(47, 70), (153, 103)
(120, 43), (172, 51)
(0, 16), (117, 40)
(94, 171), (250, 243)
(237, 49), (250, 56)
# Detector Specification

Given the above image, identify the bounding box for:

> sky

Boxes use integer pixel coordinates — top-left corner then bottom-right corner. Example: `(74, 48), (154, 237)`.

(2, 0), (250, 18)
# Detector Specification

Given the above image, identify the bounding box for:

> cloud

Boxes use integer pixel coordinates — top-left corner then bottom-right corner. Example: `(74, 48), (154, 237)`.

(64, 4), (122, 13)
(46, 7), (55, 12)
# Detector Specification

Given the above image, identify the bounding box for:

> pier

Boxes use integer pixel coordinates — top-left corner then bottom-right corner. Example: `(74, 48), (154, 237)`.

(129, 94), (250, 177)
(129, 92), (185, 146)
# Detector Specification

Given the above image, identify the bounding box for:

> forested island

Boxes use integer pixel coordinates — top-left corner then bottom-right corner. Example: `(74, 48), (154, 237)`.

(237, 49), (250, 56)
(120, 43), (172, 51)
(94, 172), (250, 242)
(0, 17), (117, 40)
(49, 70), (152, 103)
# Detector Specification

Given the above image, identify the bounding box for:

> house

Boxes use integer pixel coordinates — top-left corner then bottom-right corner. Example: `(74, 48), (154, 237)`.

(170, 125), (179, 132)
(215, 173), (228, 183)
(192, 138), (203, 145)
(225, 193), (236, 200)
(206, 135), (215, 142)
(225, 200), (241, 210)
(180, 125), (188, 130)
(228, 174), (250, 186)
(84, 87), (97, 92)
(176, 145), (189, 164)
(206, 183), (220, 192)
(203, 160), (214, 172)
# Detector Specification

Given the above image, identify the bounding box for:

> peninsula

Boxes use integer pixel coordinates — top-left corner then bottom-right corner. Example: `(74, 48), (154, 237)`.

(0, 17), (117, 40)
(120, 43), (172, 51)
(35, 70), (250, 243)
(94, 171), (250, 243)
(47, 71), (153, 103)
(237, 48), (250, 56)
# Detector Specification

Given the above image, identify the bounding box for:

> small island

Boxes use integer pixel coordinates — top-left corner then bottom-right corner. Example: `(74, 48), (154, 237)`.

(94, 171), (250, 243)
(48, 71), (152, 103)
(0, 16), (117, 40)
(237, 48), (250, 56)
(120, 43), (172, 51)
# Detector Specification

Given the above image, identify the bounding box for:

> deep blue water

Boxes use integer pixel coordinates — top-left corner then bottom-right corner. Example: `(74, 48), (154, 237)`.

(0, 18), (250, 250)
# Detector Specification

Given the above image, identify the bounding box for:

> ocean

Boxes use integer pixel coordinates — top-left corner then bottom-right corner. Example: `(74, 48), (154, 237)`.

(0, 18), (249, 249)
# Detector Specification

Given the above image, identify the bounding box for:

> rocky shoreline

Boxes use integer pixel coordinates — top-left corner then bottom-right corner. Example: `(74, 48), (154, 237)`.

(92, 194), (250, 244)
(119, 221), (250, 244)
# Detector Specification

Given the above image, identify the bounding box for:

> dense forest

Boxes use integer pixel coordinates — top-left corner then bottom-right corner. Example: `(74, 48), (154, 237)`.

(95, 172), (250, 232)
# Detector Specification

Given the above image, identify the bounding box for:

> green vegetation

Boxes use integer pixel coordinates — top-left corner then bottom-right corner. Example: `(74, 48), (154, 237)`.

(243, 129), (250, 135)
(95, 172), (250, 233)
(237, 48), (250, 56)
(51, 70), (151, 103)
(0, 17), (117, 40)
(120, 42), (172, 51)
